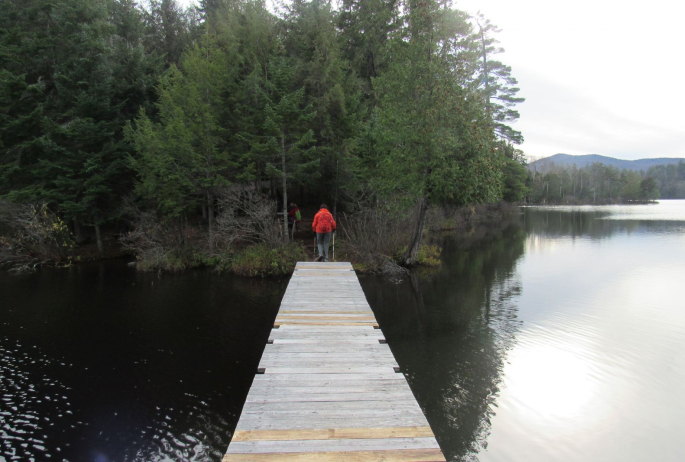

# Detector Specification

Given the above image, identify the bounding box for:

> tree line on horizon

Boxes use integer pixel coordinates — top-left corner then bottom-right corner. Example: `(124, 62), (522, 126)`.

(526, 160), (685, 203)
(0, 0), (526, 268)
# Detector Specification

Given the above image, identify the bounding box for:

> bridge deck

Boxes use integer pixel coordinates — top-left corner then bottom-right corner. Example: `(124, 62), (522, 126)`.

(223, 262), (445, 461)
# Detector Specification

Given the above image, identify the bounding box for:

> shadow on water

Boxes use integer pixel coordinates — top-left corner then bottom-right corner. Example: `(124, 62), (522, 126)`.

(360, 221), (527, 461)
(0, 262), (288, 461)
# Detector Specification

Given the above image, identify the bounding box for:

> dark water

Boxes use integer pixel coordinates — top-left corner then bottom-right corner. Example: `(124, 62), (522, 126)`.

(0, 265), (286, 461)
(2, 201), (685, 461)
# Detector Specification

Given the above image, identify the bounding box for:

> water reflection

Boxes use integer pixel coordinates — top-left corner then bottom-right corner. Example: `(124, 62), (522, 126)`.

(362, 201), (685, 462)
(360, 222), (527, 460)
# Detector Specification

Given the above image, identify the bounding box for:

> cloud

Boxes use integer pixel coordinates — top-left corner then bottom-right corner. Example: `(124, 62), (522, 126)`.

(513, 70), (685, 160)
(456, 0), (685, 160)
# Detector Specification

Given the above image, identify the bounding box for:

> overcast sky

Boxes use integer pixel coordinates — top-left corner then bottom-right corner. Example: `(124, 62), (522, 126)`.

(456, 0), (685, 161)
(178, 0), (685, 161)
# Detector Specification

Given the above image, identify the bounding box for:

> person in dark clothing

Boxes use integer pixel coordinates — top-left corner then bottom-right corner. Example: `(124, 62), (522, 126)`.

(288, 203), (301, 231)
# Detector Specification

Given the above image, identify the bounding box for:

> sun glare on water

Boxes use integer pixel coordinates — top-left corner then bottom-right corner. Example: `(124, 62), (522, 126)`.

(503, 341), (598, 423)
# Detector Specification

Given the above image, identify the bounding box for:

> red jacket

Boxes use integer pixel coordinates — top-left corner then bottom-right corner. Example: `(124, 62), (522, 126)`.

(312, 208), (336, 233)
(288, 207), (300, 221)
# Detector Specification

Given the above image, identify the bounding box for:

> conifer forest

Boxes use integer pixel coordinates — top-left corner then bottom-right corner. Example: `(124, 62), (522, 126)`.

(0, 0), (527, 272)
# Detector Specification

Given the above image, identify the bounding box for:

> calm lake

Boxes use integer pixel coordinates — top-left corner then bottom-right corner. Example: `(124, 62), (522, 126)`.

(2, 200), (685, 461)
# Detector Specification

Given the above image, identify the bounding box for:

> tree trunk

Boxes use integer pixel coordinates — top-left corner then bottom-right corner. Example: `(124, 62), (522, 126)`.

(93, 216), (104, 255)
(207, 190), (215, 255)
(403, 192), (429, 266)
(73, 218), (84, 244)
(281, 134), (289, 242)
(334, 158), (339, 218)
(480, 26), (491, 121)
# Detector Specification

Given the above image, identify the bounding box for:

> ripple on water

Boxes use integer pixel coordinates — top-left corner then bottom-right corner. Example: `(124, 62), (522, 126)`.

(0, 338), (81, 460)
(117, 398), (230, 462)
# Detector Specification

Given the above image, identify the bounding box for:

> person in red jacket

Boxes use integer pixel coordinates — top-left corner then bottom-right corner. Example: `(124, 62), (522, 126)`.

(312, 204), (336, 262)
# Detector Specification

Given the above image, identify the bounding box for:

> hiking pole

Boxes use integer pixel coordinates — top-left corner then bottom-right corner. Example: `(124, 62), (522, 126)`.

(332, 231), (335, 262)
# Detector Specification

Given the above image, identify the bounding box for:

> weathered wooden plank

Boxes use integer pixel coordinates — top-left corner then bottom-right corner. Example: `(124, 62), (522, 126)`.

(235, 416), (432, 431)
(227, 437), (439, 454)
(262, 347), (391, 353)
(247, 384), (409, 395)
(223, 449), (446, 462)
(268, 332), (384, 338)
(231, 427), (436, 442)
(252, 373), (405, 381)
(276, 314), (376, 319)
(269, 330), (385, 340)
(262, 341), (388, 348)
(279, 303), (369, 307)
(259, 354), (396, 362)
(258, 358), (397, 365)
(295, 264), (353, 268)
(260, 344), (391, 353)
(269, 340), (384, 346)
(245, 393), (414, 403)
(274, 322), (380, 327)
(293, 268), (357, 278)
(295, 269), (355, 273)
(261, 352), (395, 363)
(246, 383), (412, 393)
(258, 359), (398, 368)
(276, 315), (375, 319)
(273, 326), (377, 332)
(278, 311), (372, 315)
(263, 366), (396, 374)
(259, 353), (396, 361)
(277, 311), (374, 316)
(242, 401), (423, 413)
(240, 409), (427, 421)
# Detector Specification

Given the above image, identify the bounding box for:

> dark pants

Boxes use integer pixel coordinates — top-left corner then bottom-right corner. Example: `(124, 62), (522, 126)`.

(316, 232), (332, 260)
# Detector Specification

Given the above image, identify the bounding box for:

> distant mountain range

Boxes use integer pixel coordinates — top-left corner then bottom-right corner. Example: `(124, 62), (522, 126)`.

(528, 154), (685, 172)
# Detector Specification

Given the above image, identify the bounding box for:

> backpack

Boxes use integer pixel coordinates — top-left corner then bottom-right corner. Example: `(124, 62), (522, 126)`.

(295, 210), (302, 221)
(318, 210), (333, 232)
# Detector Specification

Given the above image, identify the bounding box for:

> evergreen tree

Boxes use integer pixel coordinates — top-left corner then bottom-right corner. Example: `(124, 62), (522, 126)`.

(500, 143), (528, 202)
(212, 0), (277, 188)
(338, 0), (399, 98)
(0, 0), (161, 250)
(284, 0), (364, 213)
(474, 13), (525, 144)
(142, 0), (191, 68)
(128, 33), (238, 252)
(374, 2), (502, 265)
(252, 57), (317, 241)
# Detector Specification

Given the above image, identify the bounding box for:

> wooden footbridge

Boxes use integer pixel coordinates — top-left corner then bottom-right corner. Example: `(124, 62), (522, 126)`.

(223, 262), (445, 461)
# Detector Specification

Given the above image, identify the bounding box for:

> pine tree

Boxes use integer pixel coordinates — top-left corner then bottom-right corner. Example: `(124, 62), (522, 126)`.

(474, 13), (525, 144)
